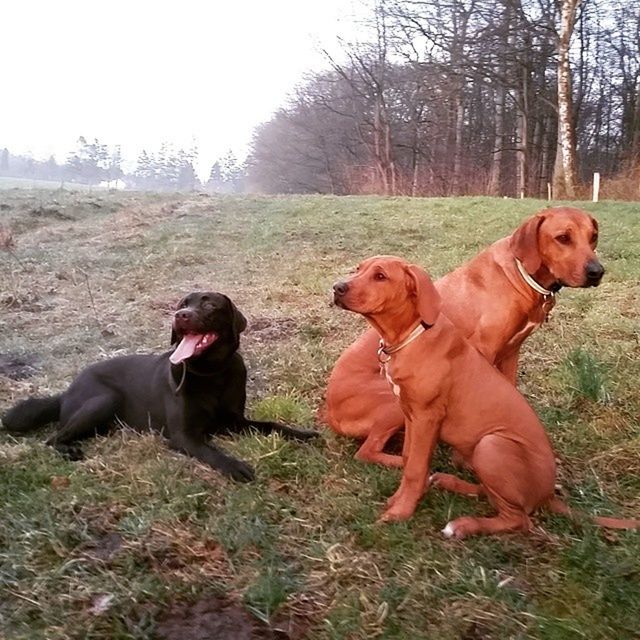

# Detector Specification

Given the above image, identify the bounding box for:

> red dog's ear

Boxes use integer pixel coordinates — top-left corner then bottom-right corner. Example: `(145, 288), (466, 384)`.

(406, 264), (441, 326)
(509, 213), (546, 273)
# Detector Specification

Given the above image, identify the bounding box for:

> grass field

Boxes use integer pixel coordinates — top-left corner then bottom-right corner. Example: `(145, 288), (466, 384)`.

(1, 190), (639, 639)
(0, 177), (109, 191)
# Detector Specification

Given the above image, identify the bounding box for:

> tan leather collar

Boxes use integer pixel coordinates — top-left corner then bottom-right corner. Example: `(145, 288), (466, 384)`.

(515, 259), (555, 298)
(378, 322), (427, 364)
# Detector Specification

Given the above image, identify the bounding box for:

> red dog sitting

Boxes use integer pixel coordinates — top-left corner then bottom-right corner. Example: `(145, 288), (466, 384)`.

(333, 256), (637, 538)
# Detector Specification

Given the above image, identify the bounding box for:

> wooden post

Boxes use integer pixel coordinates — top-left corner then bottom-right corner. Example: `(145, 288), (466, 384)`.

(547, 182), (552, 201)
(592, 172), (600, 202)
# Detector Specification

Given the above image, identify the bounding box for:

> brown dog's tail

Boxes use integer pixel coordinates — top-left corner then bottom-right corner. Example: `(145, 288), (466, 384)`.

(2, 396), (61, 434)
(547, 497), (640, 530)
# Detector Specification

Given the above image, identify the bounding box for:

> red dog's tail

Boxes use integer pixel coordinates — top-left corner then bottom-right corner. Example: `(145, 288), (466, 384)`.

(547, 497), (639, 530)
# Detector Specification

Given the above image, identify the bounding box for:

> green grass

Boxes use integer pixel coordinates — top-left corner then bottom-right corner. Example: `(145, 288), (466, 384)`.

(1, 191), (639, 638)
(564, 348), (610, 403)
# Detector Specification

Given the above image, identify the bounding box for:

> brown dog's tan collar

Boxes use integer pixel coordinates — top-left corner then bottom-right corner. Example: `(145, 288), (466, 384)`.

(378, 322), (427, 363)
(515, 259), (555, 298)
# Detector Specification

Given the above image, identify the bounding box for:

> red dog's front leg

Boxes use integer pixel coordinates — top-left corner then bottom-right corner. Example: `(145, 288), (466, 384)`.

(380, 411), (442, 522)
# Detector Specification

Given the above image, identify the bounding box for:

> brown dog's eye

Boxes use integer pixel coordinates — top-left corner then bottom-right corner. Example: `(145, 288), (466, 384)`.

(555, 234), (571, 245)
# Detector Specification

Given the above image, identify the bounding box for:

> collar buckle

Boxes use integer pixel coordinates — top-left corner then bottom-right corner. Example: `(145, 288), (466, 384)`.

(378, 322), (427, 358)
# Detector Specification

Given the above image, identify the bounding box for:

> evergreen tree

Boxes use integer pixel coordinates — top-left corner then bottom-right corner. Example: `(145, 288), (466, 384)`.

(107, 146), (123, 186)
(134, 149), (154, 188)
(0, 148), (9, 173)
(207, 161), (224, 191)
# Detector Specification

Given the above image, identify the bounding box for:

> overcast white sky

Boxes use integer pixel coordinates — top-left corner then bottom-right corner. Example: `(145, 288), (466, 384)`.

(1, 0), (363, 177)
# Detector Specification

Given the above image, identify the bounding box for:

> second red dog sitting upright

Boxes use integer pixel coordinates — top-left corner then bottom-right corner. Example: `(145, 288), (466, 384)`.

(333, 256), (637, 538)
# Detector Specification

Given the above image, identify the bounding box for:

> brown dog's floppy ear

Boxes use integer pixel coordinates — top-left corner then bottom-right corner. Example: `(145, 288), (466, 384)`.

(225, 296), (247, 338)
(509, 213), (546, 273)
(406, 264), (441, 326)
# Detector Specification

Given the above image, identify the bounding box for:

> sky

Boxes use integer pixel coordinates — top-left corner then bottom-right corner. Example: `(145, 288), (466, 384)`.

(0, 0), (363, 178)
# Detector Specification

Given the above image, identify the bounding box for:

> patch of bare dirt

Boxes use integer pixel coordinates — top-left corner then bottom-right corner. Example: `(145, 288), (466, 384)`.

(247, 317), (296, 341)
(29, 205), (76, 221)
(0, 352), (39, 379)
(82, 532), (124, 562)
(155, 596), (309, 640)
(2, 292), (54, 313)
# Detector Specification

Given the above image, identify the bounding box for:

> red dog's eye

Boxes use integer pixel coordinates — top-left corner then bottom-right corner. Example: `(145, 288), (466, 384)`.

(555, 234), (570, 245)
(374, 272), (387, 281)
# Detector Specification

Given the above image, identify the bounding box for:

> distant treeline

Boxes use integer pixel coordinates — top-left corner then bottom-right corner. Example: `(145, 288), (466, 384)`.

(247, 0), (640, 199)
(0, 139), (246, 193)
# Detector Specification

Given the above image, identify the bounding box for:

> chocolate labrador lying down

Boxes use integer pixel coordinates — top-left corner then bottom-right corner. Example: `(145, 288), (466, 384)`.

(2, 292), (317, 481)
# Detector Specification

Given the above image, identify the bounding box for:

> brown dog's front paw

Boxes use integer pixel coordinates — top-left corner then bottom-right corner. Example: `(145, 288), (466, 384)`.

(291, 427), (321, 440)
(54, 444), (85, 461)
(224, 460), (255, 483)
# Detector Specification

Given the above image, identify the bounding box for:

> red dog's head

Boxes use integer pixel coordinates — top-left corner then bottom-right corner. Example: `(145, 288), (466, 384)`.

(333, 255), (441, 327)
(510, 207), (603, 288)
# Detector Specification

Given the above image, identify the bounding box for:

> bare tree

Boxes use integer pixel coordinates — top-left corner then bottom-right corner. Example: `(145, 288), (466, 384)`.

(248, 0), (638, 198)
(553, 0), (581, 197)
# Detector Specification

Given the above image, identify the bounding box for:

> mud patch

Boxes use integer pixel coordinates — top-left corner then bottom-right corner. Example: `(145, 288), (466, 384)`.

(155, 596), (307, 640)
(29, 205), (76, 221)
(0, 353), (39, 380)
(2, 293), (54, 313)
(248, 317), (296, 341)
(82, 532), (124, 562)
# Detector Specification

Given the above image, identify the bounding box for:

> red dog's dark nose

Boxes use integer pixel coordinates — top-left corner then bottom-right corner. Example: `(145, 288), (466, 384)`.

(333, 281), (349, 296)
(585, 260), (604, 282)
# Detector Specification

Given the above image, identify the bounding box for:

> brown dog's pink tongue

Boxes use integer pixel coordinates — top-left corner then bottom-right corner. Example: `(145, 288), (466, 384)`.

(170, 334), (203, 365)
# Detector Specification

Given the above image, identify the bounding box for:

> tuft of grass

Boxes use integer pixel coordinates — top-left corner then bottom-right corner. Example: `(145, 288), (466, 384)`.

(244, 560), (301, 623)
(250, 393), (314, 424)
(565, 348), (610, 403)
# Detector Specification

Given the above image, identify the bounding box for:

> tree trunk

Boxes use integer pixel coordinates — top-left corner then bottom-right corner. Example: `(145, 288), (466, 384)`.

(627, 88), (640, 169)
(487, 85), (505, 196)
(553, 0), (581, 198)
(516, 67), (529, 199)
(452, 96), (464, 195)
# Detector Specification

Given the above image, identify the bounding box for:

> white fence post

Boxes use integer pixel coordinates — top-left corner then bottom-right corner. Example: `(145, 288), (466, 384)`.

(593, 172), (600, 202)
(547, 182), (552, 201)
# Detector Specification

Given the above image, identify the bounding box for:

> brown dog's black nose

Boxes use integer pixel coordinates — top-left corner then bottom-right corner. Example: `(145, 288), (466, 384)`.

(174, 308), (196, 331)
(333, 281), (349, 296)
(585, 260), (604, 282)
